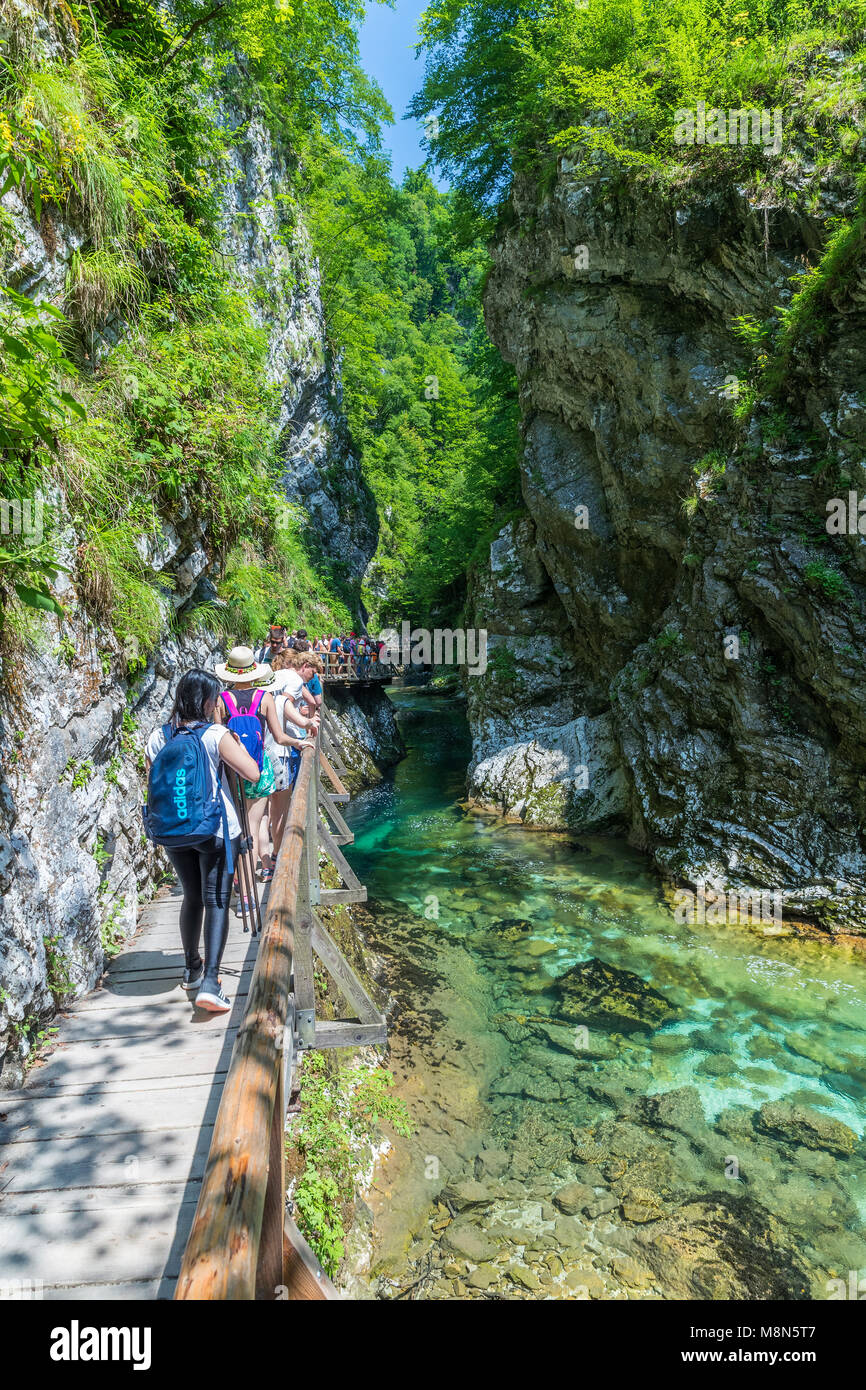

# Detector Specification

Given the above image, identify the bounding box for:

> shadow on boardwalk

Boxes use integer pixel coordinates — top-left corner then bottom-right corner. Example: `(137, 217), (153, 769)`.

(0, 887), (262, 1300)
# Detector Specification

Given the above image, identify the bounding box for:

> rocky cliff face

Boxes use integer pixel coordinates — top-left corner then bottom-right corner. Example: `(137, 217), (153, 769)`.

(213, 100), (376, 583)
(325, 685), (405, 793)
(0, 73), (380, 1083)
(467, 161), (866, 934)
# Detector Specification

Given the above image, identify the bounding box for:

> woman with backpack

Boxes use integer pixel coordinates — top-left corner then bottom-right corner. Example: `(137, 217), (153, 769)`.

(259, 652), (310, 880)
(144, 669), (260, 1014)
(214, 646), (304, 918)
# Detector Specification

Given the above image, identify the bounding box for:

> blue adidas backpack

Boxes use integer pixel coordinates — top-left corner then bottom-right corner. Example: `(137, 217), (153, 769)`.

(144, 723), (233, 871)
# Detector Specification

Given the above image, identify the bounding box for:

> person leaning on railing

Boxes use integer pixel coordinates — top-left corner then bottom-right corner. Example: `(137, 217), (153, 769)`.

(301, 650), (324, 711)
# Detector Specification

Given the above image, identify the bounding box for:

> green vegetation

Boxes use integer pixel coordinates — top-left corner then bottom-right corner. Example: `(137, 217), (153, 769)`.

(487, 644), (519, 684)
(0, 1), (390, 654)
(101, 897), (127, 958)
(43, 933), (76, 1005)
(653, 624), (685, 651)
(62, 757), (94, 790)
(411, 1), (866, 439)
(411, 0), (865, 217)
(93, 832), (111, 872)
(306, 159), (520, 624)
(0, 0), (521, 645)
(804, 558), (846, 599)
(287, 1050), (411, 1277)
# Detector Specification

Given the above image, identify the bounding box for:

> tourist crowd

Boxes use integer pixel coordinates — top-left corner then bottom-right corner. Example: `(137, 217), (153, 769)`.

(256, 624), (388, 678)
(143, 619), (388, 1014)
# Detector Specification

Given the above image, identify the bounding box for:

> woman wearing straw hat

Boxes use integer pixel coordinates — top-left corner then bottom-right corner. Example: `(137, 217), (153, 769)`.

(214, 646), (315, 917)
(259, 654), (306, 881)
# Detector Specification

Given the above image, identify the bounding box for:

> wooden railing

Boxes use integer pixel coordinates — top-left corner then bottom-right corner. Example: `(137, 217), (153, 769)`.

(320, 651), (396, 682)
(175, 702), (386, 1301)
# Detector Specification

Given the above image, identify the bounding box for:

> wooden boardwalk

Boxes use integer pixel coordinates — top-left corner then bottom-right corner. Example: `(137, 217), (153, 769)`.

(0, 700), (385, 1301)
(0, 889), (259, 1300)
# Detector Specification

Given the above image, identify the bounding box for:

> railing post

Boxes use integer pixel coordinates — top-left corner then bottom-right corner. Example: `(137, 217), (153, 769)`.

(255, 1051), (287, 1300)
(309, 729), (320, 908)
(293, 743), (317, 1050)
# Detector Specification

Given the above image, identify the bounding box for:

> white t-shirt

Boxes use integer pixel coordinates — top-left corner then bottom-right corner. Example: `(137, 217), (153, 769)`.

(264, 694), (299, 760)
(271, 669), (302, 696)
(145, 722), (242, 841)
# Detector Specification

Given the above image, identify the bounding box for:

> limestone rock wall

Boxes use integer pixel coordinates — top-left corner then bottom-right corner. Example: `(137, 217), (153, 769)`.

(467, 161), (866, 933)
(0, 51), (380, 1082)
(325, 685), (405, 792)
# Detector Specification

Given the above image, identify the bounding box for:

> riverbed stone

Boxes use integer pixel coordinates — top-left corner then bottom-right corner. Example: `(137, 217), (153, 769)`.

(525, 938), (558, 957)
(551, 957), (679, 1032)
(554, 1214), (589, 1250)
(553, 1181), (594, 1215)
(755, 1101), (858, 1157)
(696, 1052), (738, 1077)
(468, 1263), (499, 1290)
(639, 1086), (708, 1140)
(440, 1220), (500, 1263)
(508, 1264), (543, 1291)
(564, 1267), (607, 1299)
(784, 1031), (843, 1073)
(442, 1178), (495, 1210)
(584, 1191), (619, 1219)
(475, 1147), (509, 1179)
(633, 1192), (812, 1300)
(620, 1185), (665, 1223)
(748, 1033), (785, 1061)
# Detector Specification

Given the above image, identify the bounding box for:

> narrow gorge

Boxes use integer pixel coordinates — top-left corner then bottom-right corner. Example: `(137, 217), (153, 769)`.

(0, 0), (864, 1316)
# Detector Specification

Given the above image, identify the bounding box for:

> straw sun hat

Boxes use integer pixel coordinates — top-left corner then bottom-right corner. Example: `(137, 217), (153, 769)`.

(214, 646), (273, 685)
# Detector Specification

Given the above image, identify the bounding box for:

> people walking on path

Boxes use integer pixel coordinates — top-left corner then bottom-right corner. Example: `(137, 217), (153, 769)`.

(144, 669), (260, 1013)
(260, 655), (307, 880)
(256, 625), (288, 665)
(214, 646), (303, 919)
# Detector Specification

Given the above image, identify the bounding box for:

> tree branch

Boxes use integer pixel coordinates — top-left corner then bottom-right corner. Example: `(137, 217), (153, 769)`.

(156, 4), (228, 76)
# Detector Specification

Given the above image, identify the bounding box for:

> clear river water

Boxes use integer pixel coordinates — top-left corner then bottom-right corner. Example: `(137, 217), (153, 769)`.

(343, 688), (866, 1301)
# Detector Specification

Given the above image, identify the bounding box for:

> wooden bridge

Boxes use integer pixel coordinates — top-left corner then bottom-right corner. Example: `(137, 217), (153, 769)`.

(0, 701), (385, 1301)
(320, 655), (397, 689)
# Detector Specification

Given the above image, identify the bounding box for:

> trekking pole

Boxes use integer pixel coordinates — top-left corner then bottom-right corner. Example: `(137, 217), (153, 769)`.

(230, 771), (263, 939)
(245, 789), (264, 938)
(237, 775), (264, 938)
(229, 771), (254, 937)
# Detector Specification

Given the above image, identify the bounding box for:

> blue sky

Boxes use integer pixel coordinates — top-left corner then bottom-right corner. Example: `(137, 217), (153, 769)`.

(359, 0), (448, 187)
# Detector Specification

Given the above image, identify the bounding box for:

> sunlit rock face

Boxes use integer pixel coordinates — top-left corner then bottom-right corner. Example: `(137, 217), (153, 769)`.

(0, 47), (377, 1081)
(467, 159), (866, 933)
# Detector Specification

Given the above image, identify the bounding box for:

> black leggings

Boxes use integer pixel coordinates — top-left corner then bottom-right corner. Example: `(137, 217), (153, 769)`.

(166, 836), (241, 987)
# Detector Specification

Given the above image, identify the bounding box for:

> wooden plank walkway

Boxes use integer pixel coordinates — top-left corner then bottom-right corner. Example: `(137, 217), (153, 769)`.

(321, 675), (394, 688)
(0, 888), (259, 1301)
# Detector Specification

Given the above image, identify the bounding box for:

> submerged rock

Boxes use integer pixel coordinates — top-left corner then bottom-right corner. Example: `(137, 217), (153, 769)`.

(489, 918), (535, 941)
(552, 957), (679, 1032)
(640, 1086), (708, 1141)
(439, 1219), (500, 1263)
(755, 1101), (858, 1157)
(441, 1178), (496, 1210)
(553, 1182), (594, 1216)
(634, 1192), (812, 1299)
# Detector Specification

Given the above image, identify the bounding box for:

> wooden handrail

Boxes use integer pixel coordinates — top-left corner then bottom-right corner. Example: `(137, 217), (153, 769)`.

(175, 745), (317, 1301)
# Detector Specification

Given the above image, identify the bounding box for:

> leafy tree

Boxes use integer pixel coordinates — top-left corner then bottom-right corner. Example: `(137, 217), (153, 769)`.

(307, 159), (520, 624)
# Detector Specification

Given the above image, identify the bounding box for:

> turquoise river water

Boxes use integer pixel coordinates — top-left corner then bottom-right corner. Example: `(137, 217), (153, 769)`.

(343, 689), (866, 1301)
